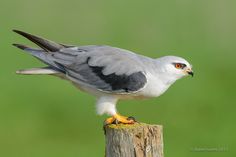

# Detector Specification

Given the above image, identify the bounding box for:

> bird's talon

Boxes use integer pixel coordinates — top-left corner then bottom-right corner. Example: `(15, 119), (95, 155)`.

(104, 114), (136, 125)
(114, 114), (135, 124)
(104, 116), (115, 125)
(127, 116), (137, 122)
(113, 119), (119, 125)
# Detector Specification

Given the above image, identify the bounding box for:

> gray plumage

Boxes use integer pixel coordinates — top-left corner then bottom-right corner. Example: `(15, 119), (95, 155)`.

(13, 30), (193, 118)
(13, 30), (147, 94)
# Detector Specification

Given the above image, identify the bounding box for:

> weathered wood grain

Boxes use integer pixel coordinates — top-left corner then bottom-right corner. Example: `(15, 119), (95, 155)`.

(104, 123), (163, 157)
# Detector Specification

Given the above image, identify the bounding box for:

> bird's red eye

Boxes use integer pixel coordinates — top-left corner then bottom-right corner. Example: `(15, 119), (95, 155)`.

(175, 63), (182, 69)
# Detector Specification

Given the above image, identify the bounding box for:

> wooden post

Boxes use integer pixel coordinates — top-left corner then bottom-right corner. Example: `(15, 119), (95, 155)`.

(104, 123), (164, 157)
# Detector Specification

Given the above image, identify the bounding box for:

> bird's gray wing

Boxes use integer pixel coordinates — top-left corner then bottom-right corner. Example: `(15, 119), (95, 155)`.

(13, 29), (148, 94)
(51, 46), (148, 93)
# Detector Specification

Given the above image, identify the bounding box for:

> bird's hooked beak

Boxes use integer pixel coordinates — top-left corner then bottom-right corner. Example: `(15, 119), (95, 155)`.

(186, 68), (194, 77)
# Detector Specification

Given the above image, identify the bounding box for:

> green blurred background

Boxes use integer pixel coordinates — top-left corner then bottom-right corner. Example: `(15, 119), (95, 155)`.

(0, 0), (235, 156)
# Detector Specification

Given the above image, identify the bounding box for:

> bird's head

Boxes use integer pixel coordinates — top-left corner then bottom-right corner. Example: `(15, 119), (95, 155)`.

(156, 56), (193, 80)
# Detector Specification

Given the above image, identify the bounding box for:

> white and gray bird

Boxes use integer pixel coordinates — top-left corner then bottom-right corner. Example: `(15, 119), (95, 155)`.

(13, 30), (193, 124)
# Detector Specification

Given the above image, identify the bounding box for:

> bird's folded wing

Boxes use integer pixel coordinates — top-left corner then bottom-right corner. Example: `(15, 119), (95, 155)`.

(52, 46), (148, 93)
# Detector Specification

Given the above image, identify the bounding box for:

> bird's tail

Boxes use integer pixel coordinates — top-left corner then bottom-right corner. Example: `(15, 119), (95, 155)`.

(12, 30), (67, 75)
(16, 67), (58, 75)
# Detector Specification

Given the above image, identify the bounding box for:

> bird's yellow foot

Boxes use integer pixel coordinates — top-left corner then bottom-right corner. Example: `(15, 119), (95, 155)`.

(105, 114), (136, 125)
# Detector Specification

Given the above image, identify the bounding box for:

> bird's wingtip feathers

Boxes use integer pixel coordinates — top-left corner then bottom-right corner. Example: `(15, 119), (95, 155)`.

(13, 29), (64, 52)
(12, 29), (31, 37)
(12, 29), (21, 33)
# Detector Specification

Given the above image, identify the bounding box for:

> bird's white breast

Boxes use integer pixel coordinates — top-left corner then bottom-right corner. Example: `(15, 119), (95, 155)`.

(138, 72), (173, 98)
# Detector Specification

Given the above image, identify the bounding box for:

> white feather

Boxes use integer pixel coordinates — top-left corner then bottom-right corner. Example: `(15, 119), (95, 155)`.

(16, 68), (58, 75)
(96, 96), (118, 115)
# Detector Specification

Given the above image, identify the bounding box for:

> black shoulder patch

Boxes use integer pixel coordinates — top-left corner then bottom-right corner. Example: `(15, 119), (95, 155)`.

(90, 66), (146, 92)
(61, 57), (147, 93)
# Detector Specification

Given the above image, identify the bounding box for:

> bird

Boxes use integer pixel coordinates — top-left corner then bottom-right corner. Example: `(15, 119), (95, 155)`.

(13, 30), (194, 125)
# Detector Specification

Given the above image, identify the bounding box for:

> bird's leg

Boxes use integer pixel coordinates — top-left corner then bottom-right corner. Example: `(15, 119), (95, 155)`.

(105, 113), (135, 125)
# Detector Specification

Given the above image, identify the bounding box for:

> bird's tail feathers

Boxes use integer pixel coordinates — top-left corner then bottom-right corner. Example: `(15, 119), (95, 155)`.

(13, 30), (69, 75)
(13, 43), (44, 56)
(16, 67), (59, 75)
(13, 43), (49, 65)
(13, 43), (66, 74)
